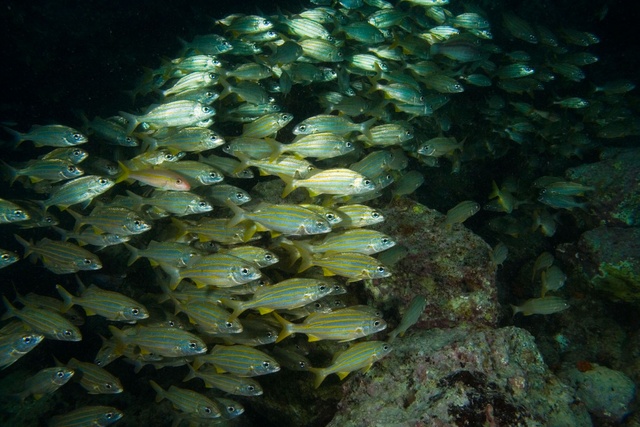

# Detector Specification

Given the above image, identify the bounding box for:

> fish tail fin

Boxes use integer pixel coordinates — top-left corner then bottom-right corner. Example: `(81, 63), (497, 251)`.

(139, 134), (158, 152)
(118, 111), (139, 135)
(65, 209), (86, 232)
(510, 304), (520, 317)
(230, 152), (251, 175)
(0, 159), (19, 186)
(221, 298), (245, 321)
(55, 285), (75, 313)
(308, 367), (327, 389)
(13, 234), (33, 258)
(1, 295), (16, 321)
(2, 126), (25, 148)
(52, 226), (69, 241)
(265, 138), (284, 162)
(169, 217), (187, 239)
(272, 311), (294, 343)
(115, 161), (131, 184)
(279, 173), (297, 198)
(164, 266), (182, 291)
(292, 240), (314, 272)
(224, 198), (247, 228)
(359, 117), (377, 140)
(123, 243), (140, 267)
(182, 364), (197, 382)
(148, 380), (165, 403)
(108, 325), (128, 345)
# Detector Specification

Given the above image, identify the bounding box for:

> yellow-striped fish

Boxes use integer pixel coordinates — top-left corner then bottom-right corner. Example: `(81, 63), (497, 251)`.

(66, 357), (123, 395)
(149, 380), (221, 419)
(48, 405), (123, 427)
(108, 325), (207, 357)
(57, 284), (149, 323)
(281, 168), (376, 197)
(273, 308), (387, 343)
(308, 340), (392, 388)
(2, 296), (82, 341)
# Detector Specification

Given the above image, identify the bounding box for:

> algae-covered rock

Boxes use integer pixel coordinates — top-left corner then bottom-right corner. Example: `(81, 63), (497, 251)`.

(326, 326), (591, 427)
(566, 148), (640, 227)
(560, 226), (640, 304)
(559, 364), (635, 423)
(371, 197), (499, 329)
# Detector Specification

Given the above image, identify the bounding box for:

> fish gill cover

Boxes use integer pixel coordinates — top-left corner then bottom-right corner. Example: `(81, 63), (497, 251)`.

(0, 0), (638, 426)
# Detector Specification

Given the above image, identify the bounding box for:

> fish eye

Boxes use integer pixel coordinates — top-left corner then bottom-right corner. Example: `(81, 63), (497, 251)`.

(14, 209), (24, 216)
(125, 137), (134, 143)
(299, 361), (306, 369)
(203, 107), (212, 114)
(73, 149), (82, 155)
(364, 179), (372, 186)
(105, 383), (112, 389)
(98, 178), (108, 185)
(134, 220), (141, 226)
(383, 344), (390, 351)
(247, 385), (255, 391)
(225, 321), (233, 328)
(377, 266), (385, 273)
(266, 331), (273, 338)
(1, 254), (9, 260)
(371, 211), (380, 218)
(208, 172), (218, 178)
(132, 308), (140, 315)
(226, 405), (236, 414)
(63, 329), (73, 336)
(374, 320), (381, 327)
(419, 96), (425, 102)
(204, 407), (212, 414)
(198, 201), (207, 208)
(67, 165), (76, 172)
(235, 192), (244, 200)
(345, 141), (352, 148)
(164, 153), (174, 160)
(208, 72), (217, 79)
(265, 254), (273, 261)
(327, 35), (335, 42)
(326, 213), (335, 220)
(73, 133), (83, 140)
(314, 302), (322, 308)
(262, 361), (270, 368)
(189, 341), (197, 349)
(175, 179), (183, 185)
(241, 267), (250, 275)
(56, 370), (65, 378)
(298, 125), (307, 132)
(405, 130), (412, 136)
(382, 238), (390, 244)
(45, 216), (54, 223)
(315, 221), (325, 227)
(319, 285), (327, 291)
(23, 336), (32, 344)
(168, 320), (176, 327)
(83, 258), (93, 265)
(105, 413), (114, 419)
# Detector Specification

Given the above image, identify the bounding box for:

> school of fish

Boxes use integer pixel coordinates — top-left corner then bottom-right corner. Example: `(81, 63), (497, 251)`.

(0, 0), (635, 425)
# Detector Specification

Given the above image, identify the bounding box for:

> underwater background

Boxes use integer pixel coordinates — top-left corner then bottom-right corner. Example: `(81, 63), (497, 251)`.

(0, 0), (639, 426)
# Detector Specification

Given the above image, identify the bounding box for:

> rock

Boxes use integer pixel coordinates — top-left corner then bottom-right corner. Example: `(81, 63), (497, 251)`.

(566, 148), (640, 227)
(327, 326), (592, 427)
(559, 364), (635, 423)
(558, 226), (640, 304)
(370, 197), (499, 329)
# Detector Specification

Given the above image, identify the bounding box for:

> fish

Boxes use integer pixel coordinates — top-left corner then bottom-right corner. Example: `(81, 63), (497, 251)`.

(14, 235), (102, 274)
(0, 248), (19, 269)
(16, 366), (74, 401)
(170, 295), (242, 335)
(226, 201), (332, 237)
(48, 405), (123, 427)
(119, 100), (215, 133)
(335, 204), (384, 228)
(2, 296), (82, 341)
(125, 240), (203, 268)
(541, 265), (567, 296)
(0, 198), (30, 223)
(4, 124), (88, 147)
(511, 296), (570, 316)
(281, 168), (376, 197)
(273, 308), (387, 343)
(69, 206), (151, 236)
(57, 284), (149, 323)
(39, 175), (115, 211)
(53, 226), (130, 250)
(203, 344), (280, 377)
(308, 340), (392, 388)
(149, 380), (220, 419)
(116, 162), (190, 191)
(0, 332), (45, 369)
(108, 325), (207, 357)
(443, 200), (480, 227)
(387, 295), (427, 342)
(2, 158), (84, 184)
(221, 278), (333, 320)
(182, 364), (263, 396)
(66, 357), (123, 394)
(166, 252), (262, 289)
